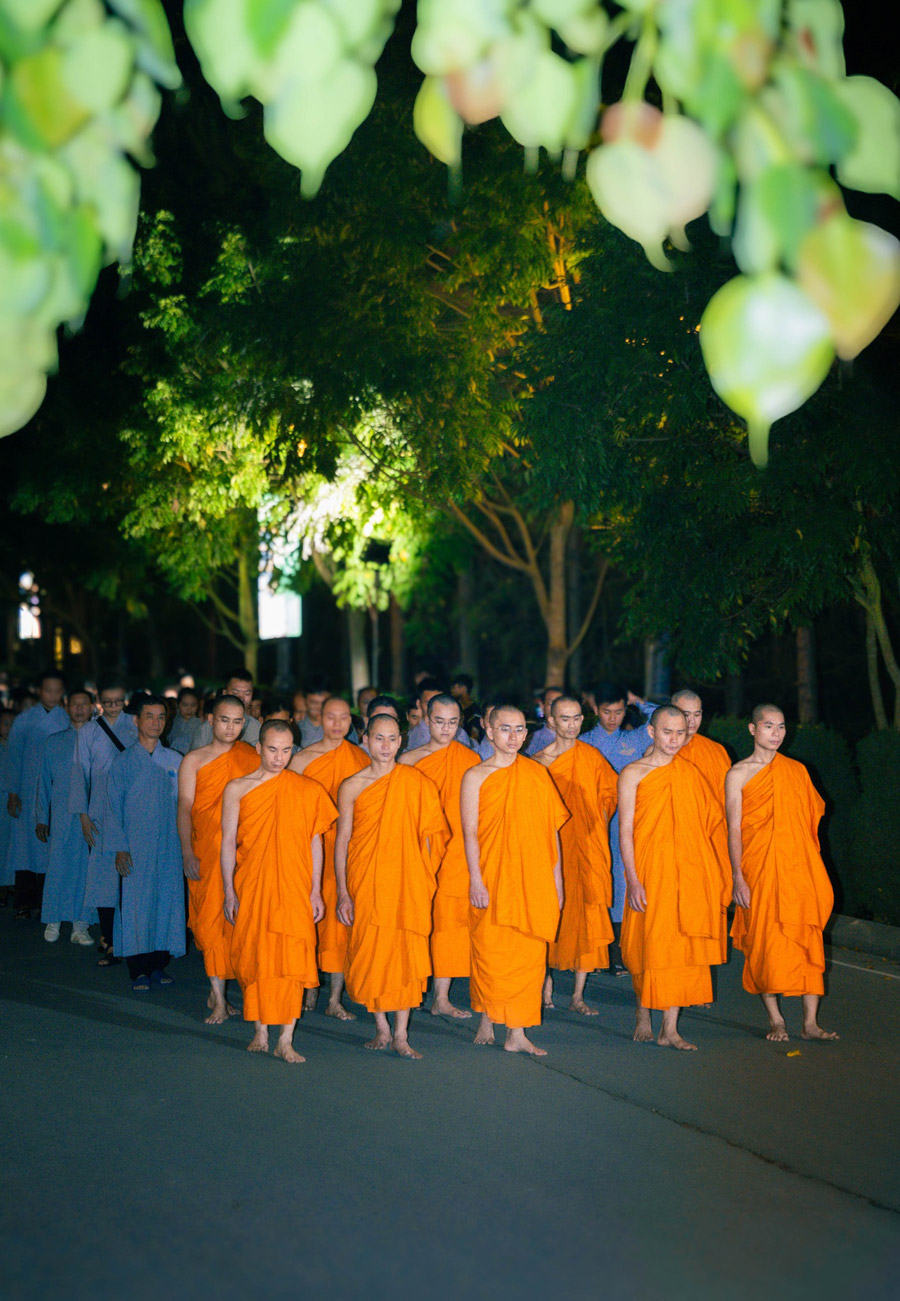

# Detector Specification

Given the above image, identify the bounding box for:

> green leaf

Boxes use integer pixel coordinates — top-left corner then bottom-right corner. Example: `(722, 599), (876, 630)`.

(245, 0), (296, 60)
(60, 19), (135, 115)
(834, 75), (900, 200)
(786, 0), (845, 80)
(770, 63), (857, 166)
(107, 0), (181, 89)
(7, 45), (91, 147)
(2, 0), (64, 33)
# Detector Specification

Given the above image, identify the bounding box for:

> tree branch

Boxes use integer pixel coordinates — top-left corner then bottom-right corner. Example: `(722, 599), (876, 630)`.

(567, 554), (610, 657)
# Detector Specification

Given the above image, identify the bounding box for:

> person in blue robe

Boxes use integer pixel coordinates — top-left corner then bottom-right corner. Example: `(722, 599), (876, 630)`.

(5, 671), (69, 918)
(105, 696), (184, 991)
(37, 691), (96, 944)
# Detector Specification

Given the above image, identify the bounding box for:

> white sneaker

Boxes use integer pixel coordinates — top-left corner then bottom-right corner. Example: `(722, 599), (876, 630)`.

(43, 923), (61, 942)
(70, 925), (94, 946)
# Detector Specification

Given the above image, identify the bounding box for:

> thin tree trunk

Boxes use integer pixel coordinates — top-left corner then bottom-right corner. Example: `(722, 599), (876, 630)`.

(237, 545), (259, 679)
(544, 501), (573, 685)
(854, 554), (900, 728)
(567, 525), (583, 688)
(369, 604), (380, 688)
(457, 568), (478, 689)
(796, 625), (818, 725)
(724, 671), (742, 717)
(346, 607), (369, 696)
(389, 595), (405, 695)
(865, 609), (889, 730)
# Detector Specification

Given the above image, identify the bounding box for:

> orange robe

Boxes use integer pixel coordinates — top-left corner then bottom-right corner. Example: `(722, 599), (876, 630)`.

(678, 733), (731, 803)
(547, 742), (617, 972)
(730, 752), (833, 996)
(304, 741), (370, 973)
(622, 760), (730, 1010)
(230, 771), (337, 1025)
(469, 757), (569, 1029)
(188, 741), (259, 979)
(345, 766), (449, 1013)
(414, 741), (482, 978)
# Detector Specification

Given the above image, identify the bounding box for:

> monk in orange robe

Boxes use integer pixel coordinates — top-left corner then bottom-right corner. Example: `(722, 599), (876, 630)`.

(177, 695), (258, 1024)
(727, 704), (838, 1042)
(289, 696), (369, 1019)
(462, 705), (568, 1056)
(619, 705), (730, 1051)
(335, 713), (449, 1059)
(534, 695), (617, 1015)
(399, 691), (481, 1018)
(671, 689), (731, 801)
(221, 719), (337, 1064)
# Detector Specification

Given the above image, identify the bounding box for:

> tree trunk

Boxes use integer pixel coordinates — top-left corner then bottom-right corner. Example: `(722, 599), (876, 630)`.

(389, 595), (405, 695)
(457, 568), (478, 689)
(237, 541), (259, 679)
(643, 637), (669, 699)
(724, 670), (743, 717)
(346, 607), (369, 696)
(544, 501), (573, 686)
(865, 609), (889, 730)
(855, 554), (900, 728)
(369, 604), (380, 688)
(566, 525), (583, 689)
(796, 625), (818, 725)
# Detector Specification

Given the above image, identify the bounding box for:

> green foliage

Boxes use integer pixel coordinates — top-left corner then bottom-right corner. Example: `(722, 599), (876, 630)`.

(848, 731), (900, 925)
(0, 0), (179, 436)
(705, 716), (754, 761)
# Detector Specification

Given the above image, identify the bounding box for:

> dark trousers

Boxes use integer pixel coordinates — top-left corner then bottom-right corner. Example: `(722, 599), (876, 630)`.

(97, 907), (115, 948)
(609, 921), (624, 971)
(14, 870), (44, 913)
(126, 951), (171, 979)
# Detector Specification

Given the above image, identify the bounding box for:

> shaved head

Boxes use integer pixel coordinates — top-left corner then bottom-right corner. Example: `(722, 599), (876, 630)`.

(550, 694), (582, 717)
(650, 704), (686, 728)
(671, 690), (701, 709)
(751, 702), (784, 725)
(366, 712), (400, 737)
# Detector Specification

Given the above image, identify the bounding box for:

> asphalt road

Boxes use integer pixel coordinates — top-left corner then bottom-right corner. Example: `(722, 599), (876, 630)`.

(1, 909), (898, 1301)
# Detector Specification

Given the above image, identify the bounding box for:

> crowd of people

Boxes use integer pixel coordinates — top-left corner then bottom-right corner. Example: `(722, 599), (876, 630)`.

(1, 665), (838, 1061)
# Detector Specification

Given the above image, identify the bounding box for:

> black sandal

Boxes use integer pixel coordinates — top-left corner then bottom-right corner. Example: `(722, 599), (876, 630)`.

(97, 953), (121, 967)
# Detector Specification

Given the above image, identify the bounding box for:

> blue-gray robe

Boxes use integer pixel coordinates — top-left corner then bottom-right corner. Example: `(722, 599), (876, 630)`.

(75, 714), (138, 908)
(3, 704), (69, 878)
(105, 742), (185, 957)
(0, 739), (13, 887)
(38, 727), (95, 925)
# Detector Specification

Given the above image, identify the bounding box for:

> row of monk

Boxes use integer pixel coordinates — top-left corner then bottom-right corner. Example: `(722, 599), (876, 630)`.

(2, 674), (837, 1060)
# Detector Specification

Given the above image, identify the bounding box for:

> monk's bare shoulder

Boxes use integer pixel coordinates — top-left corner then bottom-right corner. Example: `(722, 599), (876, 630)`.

(338, 767), (374, 802)
(288, 748), (319, 774)
(461, 761), (496, 794)
(618, 757), (653, 791)
(533, 745), (558, 768)
(725, 757), (764, 795)
(398, 744), (429, 766)
(179, 748), (204, 777)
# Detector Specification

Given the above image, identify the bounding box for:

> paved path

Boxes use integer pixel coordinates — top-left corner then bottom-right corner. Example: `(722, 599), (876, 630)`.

(1, 909), (898, 1300)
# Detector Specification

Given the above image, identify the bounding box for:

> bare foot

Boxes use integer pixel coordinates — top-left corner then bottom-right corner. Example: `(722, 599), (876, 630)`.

(325, 1002), (356, 1021)
(657, 1030), (697, 1051)
(431, 1000), (472, 1019)
(303, 991), (318, 1013)
(204, 1003), (229, 1025)
(766, 1021), (789, 1042)
(802, 1025), (839, 1041)
(392, 1037), (422, 1059)
(633, 1008), (654, 1043)
(247, 1029), (268, 1054)
(569, 997), (598, 1016)
(274, 1041), (305, 1063)
(364, 1032), (391, 1051)
(207, 990), (239, 1018)
(542, 974), (554, 1010)
(504, 1031), (547, 1056)
(474, 1014), (494, 1046)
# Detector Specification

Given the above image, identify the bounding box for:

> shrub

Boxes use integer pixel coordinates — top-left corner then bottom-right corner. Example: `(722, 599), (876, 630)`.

(849, 731), (900, 926)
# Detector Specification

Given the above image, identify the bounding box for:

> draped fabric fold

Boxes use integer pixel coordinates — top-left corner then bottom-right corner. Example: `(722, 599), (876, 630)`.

(231, 771), (337, 1024)
(622, 762), (730, 1011)
(547, 742), (617, 972)
(415, 741), (482, 978)
(469, 757), (569, 1029)
(304, 741), (371, 973)
(189, 741), (259, 979)
(731, 753), (833, 996)
(345, 766), (448, 1013)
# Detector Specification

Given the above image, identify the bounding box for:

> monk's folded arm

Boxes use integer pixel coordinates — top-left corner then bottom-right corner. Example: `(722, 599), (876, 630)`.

(219, 784), (240, 920)
(460, 774), (487, 906)
(176, 758), (199, 878)
(724, 773), (750, 906)
(333, 784), (355, 921)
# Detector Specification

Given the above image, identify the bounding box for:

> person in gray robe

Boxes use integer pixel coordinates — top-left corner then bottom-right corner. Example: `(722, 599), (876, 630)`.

(106, 695), (185, 990)
(5, 671), (69, 918)
(37, 690), (96, 944)
(73, 681), (137, 962)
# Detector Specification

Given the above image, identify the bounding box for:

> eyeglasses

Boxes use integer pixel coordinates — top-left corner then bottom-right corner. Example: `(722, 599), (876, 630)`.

(100, 698), (125, 707)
